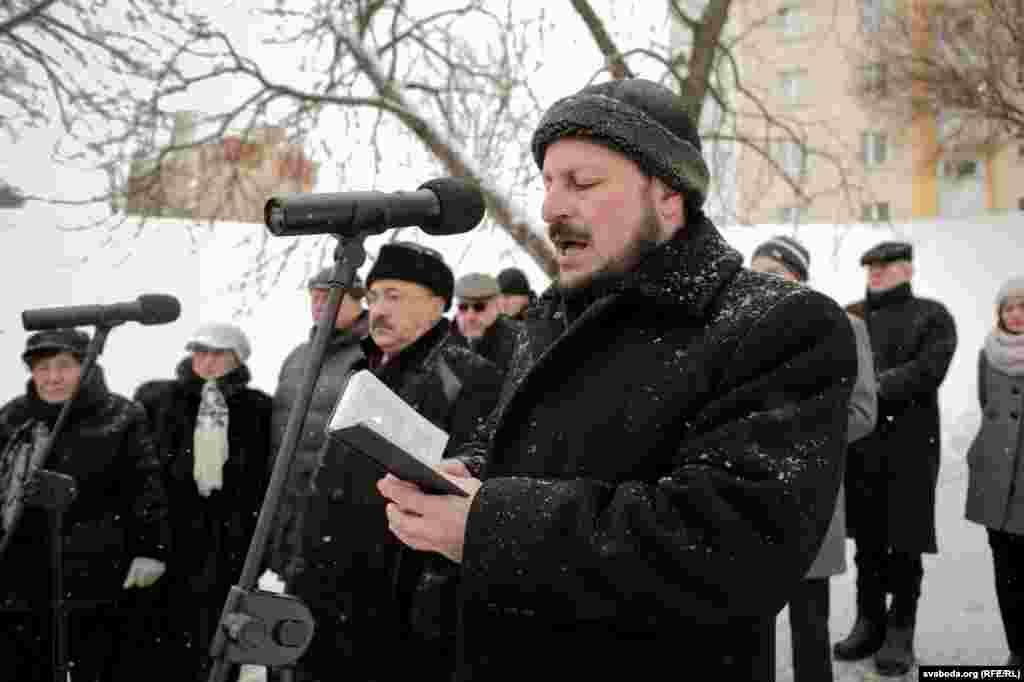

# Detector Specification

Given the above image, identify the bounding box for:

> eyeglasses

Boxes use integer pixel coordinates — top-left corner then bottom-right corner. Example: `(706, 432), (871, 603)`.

(365, 289), (432, 307)
(457, 301), (490, 313)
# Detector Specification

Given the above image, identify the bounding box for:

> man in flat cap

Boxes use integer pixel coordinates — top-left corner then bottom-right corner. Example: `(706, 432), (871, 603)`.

(451, 272), (521, 377)
(834, 240), (957, 675)
(496, 267), (537, 321)
(283, 243), (502, 682)
(378, 77), (858, 678)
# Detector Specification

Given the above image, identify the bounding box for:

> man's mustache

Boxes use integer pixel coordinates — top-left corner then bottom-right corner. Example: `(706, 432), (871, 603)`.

(371, 319), (393, 333)
(548, 223), (591, 244)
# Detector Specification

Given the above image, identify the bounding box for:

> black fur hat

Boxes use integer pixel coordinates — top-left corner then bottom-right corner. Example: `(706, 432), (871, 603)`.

(531, 78), (710, 208)
(367, 242), (455, 311)
(22, 328), (90, 365)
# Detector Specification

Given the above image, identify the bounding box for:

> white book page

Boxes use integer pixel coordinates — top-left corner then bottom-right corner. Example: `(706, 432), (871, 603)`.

(328, 369), (449, 466)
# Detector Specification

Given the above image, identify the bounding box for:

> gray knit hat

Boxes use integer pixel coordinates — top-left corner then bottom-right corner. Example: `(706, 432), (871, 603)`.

(531, 78), (710, 207)
(753, 235), (811, 282)
(186, 322), (252, 364)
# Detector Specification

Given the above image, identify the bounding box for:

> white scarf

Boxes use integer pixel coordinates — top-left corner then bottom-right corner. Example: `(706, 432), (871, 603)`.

(984, 329), (1024, 376)
(193, 379), (229, 497)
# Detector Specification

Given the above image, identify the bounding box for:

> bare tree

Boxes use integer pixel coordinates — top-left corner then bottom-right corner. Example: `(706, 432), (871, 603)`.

(852, 0), (1024, 152)
(7, 0), (870, 298)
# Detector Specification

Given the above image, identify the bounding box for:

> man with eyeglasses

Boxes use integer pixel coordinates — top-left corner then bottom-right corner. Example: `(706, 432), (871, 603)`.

(451, 272), (521, 377)
(281, 242), (502, 682)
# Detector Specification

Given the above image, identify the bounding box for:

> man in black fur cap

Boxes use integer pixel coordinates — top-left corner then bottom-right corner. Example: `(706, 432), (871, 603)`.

(835, 241), (957, 675)
(283, 242), (502, 682)
(377, 77), (859, 679)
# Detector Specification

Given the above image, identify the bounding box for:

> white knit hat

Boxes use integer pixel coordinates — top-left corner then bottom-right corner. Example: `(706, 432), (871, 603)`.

(186, 322), (252, 364)
(996, 276), (1024, 306)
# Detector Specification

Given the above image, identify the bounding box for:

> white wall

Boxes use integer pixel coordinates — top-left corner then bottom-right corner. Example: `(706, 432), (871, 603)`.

(2, 205), (1019, 458)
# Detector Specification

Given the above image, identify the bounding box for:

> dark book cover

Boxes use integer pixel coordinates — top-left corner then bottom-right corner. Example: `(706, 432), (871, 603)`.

(331, 422), (468, 497)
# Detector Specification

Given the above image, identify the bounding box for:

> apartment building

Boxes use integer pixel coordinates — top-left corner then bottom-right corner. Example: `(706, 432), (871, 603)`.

(124, 111), (317, 224)
(689, 0), (1023, 225)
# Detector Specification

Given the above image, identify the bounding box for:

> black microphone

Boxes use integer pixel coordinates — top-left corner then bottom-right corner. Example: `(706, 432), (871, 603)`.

(22, 294), (182, 331)
(265, 177), (486, 237)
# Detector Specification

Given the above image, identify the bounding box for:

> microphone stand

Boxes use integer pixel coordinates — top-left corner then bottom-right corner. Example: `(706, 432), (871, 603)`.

(206, 232), (370, 682)
(3, 324), (117, 682)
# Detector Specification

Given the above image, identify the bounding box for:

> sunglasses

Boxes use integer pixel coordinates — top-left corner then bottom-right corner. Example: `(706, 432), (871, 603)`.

(457, 301), (489, 313)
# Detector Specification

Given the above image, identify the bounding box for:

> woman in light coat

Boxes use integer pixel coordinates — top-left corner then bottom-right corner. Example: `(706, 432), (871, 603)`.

(965, 276), (1024, 667)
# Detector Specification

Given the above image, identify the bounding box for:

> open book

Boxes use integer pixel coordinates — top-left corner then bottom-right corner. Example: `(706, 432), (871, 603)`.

(326, 370), (467, 496)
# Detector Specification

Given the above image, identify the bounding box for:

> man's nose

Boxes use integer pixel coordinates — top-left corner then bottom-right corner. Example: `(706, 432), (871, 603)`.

(541, 184), (570, 225)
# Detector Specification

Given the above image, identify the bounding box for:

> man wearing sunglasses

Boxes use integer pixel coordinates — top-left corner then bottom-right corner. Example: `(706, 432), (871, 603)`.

(451, 272), (521, 377)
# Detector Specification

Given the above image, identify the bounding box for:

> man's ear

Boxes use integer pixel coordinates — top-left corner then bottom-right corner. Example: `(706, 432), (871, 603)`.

(651, 177), (684, 234)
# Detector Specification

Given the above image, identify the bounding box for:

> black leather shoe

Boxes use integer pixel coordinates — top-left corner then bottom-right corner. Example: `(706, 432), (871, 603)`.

(874, 626), (915, 676)
(833, 617), (886, 661)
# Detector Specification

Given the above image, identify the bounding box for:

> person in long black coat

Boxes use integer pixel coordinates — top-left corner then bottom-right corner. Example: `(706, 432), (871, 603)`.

(378, 78), (858, 680)
(266, 267), (369, 582)
(0, 328), (170, 682)
(280, 242), (502, 682)
(836, 241), (958, 675)
(134, 322), (272, 681)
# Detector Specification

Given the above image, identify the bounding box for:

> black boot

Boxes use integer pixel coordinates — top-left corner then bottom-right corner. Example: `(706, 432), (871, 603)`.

(874, 625), (914, 675)
(833, 616), (886, 661)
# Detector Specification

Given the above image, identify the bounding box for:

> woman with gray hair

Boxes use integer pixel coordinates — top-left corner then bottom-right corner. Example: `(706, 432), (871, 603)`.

(134, 322), (273, 682)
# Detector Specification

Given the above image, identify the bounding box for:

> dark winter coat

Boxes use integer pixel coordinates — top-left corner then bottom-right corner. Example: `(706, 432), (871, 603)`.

(451, 216), (858, 679)
(806, 314), (878, 579)
(451, 314), (521, 377)
(134, 360), (273, 598)
(965, 350), (1024, 533)
(267, 312), (369, 575)
(286, 319), (502, 659)
(845, 282), (957, 553)
(0, 367), (169, 607)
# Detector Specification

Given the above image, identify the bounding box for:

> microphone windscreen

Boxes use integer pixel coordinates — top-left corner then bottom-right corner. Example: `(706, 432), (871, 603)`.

(137, 294), (182, 325)
(418, 178), (486, 236)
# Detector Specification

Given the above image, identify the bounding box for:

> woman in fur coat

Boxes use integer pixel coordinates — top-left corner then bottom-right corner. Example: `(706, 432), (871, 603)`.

(135, 322), (273, 681)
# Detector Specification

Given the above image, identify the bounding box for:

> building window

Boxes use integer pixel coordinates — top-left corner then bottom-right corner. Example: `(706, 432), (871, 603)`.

(773, 139), (808, 178)
(860, 131), (888, 167)
(775, 5), (807, 40)
(861, 201), (891, 222)
(1018, 197), (1024, 211)
(779, 69), (806, 105)
(940, 159), (979, 180)
(779, 206), (803, 224)
(861, 0), (883, 33)
(860, 62), (888, 96)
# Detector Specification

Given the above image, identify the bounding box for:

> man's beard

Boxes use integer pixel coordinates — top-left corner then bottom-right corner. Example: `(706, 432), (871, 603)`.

(556, 202), (663, 294)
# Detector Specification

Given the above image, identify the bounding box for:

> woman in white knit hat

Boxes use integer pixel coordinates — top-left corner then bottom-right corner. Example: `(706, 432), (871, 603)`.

(133, 322), (273, 681)
(964, 276), (1024, 667)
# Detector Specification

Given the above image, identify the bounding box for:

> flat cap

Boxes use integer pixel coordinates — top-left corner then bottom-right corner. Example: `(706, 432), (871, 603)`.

(454, 273), (501, 300)
(860, 241), (913, 266)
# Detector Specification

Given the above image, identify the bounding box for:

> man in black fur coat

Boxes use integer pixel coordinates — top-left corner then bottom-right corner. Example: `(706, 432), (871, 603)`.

(378, 78), (858, 680)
